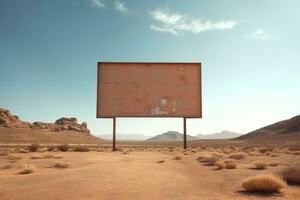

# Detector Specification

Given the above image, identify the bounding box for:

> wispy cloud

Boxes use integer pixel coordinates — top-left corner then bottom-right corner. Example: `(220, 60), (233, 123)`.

(90, 0), (105, 8)
(150, 8), (237, 36)
(114, 1), (128, 13)
(248, 29), (278, 41)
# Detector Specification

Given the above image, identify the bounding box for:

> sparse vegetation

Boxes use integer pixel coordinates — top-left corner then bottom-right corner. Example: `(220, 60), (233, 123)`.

(30, 154), (43, 159)
(1, 163), (13, 169)
(28, 143), (39, 152)
(53, 162), (68, 169)
(174, 155), (182, 160)
(190, 149), (197, 153)
(57, 144), (69, 152)
(53, 154), (63, 159)
(229, 153), (246, 160)
(198, 155), (219, 166)
(215, 160), (225, 170)
(73, 145), (90, 152)
(17, 164), (36, 174)
(269, 162), (279, 167)
(0, 151), (9, 156)
(242, 175), (285, 193)
(223, 159), (237, 169)
(281, 166), (300, 185)
(43, 153), (54, 159)
(47, 146), (55, 151)
(254, 160), (267, 170)
(7, 155), (22, 161)
(17, 148), (28, 153)
(157, 160), (165, 163)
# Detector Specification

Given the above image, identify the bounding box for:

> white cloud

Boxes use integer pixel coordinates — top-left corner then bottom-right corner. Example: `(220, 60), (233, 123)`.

(90, 0), (105, 8)
(150, 25), (179, 36)
(248, 29), (278, 41)
(114, 1), (128, 13)
(150, 8), (237, 36)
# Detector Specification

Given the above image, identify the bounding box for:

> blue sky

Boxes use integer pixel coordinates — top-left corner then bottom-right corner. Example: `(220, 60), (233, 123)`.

(0, 0), (299, 137)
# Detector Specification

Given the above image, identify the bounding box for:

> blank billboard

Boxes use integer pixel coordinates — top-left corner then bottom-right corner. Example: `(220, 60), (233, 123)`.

(97, 62), (202, 118)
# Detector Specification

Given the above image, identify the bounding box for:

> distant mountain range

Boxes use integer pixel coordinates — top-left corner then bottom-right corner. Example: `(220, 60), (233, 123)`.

(147, 131), (196, 141)
(195, 130), (241, 139)
(98, 134), (150, 141)
(146, 130), (241, 141)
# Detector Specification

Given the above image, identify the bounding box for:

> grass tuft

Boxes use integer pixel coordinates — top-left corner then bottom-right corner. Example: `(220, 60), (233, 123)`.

(241, 175), (285, 193)
(174, 155), (182, 160)
(28, 143), (39, 152)
(254, 160), (267, 170)
(17, 164), (36, 174)
(53, 162), (68, 169)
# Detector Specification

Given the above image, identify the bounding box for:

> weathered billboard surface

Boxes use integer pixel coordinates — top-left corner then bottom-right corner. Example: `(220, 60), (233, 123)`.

(97, 62), (202, 118)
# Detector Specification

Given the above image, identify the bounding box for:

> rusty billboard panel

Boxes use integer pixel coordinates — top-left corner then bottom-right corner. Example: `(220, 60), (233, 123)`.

(97, 62), (202, 118)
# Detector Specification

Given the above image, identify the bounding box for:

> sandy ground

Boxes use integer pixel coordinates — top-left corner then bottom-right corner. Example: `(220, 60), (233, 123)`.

(0, 149), (299, 200)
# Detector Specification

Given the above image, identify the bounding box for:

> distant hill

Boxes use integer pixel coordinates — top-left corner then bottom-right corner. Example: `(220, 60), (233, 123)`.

(147, 131), (196, 141)
(196, 130), (241, 139)
(238, 115), (300, 141)
(0, 108), (104, 144)
(99, 134), (150, 141)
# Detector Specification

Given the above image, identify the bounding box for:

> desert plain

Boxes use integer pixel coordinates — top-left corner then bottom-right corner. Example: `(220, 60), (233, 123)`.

(0, 142), (300, 200)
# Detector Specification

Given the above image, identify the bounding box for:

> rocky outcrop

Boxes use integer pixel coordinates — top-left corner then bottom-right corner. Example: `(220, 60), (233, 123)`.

(0, 108), (31, 128)
(0, 108), (90, 135)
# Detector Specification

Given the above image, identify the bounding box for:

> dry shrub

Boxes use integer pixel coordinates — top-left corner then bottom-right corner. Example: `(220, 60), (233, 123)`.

(157, 160), (165, 163)
(30, 154), (43, 159)
(97, 148), (105, 152)
(293, 151), (300, 155)
(288, 145), (300, 151)
(43, 153), (54, 159)
(73, 145), (90, 152)
(1, 163), (13, 169)
(174, 155), (182, 160)
(28, 143), (39, 152)
(53, 162), (68, 169)
(53, 154), (63, 159)
(281, 166), (300, 185)
(254, 160), (267, 170)
(17, 164), (36, 174)
(248, 151), (260, 156)
(190, 149), (197, 153)
(47, 146), (55, 151)
(0, 151), (9, 156)
(223, 159), (237, 169)
(212, 152), (223, 158)
(7, 155), (22, 161)
(241, 175), (285, 193)
(198, 155), (219, 166)
(57, 144), (69, 152)
(269, 162), (279, 167)
(259, 148), (269, 153)
(229, 153), (246, 160)
(215, 160), (225, 170)
(17, 149), (28, 153)
(222, 148), (232, 154)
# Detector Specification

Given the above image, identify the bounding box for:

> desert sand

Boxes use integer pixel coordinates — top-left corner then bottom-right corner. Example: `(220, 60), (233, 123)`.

(0, 147), (299, 200)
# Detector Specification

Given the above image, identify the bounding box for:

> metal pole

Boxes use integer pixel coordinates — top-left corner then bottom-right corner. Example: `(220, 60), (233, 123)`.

(113, 117), (116, 151)
(183, 117), (187, 149)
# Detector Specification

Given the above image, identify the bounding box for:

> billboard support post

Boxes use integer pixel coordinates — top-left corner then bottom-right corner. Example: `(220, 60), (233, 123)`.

(183, 117), (187, 149)
(113, 117), (116, 151)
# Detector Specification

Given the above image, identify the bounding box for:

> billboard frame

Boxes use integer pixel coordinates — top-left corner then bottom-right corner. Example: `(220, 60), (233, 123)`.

(96, 62), (202, 150)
